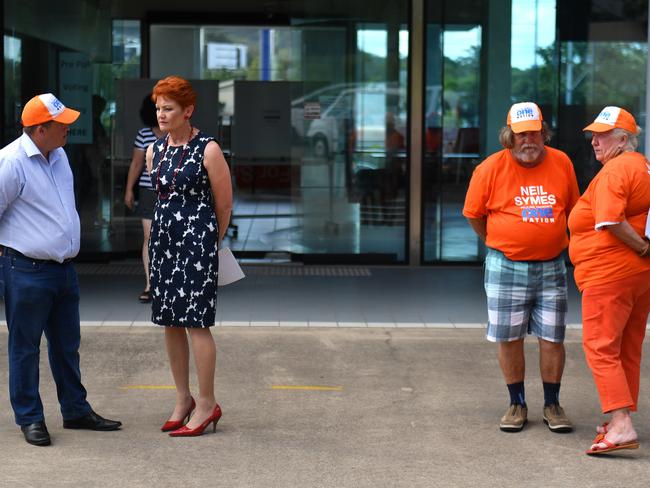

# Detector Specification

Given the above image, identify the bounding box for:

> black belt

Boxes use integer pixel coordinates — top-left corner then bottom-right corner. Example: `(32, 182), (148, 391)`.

(0, 246), (72, 264)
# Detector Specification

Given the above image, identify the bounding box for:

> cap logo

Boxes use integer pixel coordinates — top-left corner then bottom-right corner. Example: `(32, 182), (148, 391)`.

(39, 93), (66, 117)
(594, 106), (620, 126)
(21, 92), (80, 128)
(509, 102), (540, 123)
(515, 107), (536, 120)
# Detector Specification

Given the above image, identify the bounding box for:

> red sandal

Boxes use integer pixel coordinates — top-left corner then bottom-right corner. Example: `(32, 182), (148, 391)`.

(586, 438), (639, 455)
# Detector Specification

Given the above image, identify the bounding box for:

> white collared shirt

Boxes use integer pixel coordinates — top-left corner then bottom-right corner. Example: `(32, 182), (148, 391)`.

(0, 133), (80, 262)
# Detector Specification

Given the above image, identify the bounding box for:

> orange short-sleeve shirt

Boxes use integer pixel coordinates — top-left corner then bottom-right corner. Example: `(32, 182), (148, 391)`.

(463, 147), (579, 261)
(568, 151), (650, 291)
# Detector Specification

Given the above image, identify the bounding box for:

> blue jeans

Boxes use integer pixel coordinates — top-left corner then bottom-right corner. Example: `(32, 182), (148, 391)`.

(1, 254), (91, 425)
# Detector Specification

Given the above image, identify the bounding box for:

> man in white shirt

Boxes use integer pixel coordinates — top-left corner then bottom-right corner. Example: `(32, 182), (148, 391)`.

(0, 93), (121, 446)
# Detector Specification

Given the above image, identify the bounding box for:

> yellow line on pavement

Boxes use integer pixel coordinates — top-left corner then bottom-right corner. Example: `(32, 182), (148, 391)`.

(271, 385), (343, 391)
(119, 385), (176, 390)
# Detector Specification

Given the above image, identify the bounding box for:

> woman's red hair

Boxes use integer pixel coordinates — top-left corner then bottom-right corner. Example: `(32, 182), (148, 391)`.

(152, 76), (197, 108)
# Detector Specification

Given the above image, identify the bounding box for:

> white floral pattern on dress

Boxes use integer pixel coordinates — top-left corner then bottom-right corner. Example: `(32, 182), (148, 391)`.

(149, 132), (219, 327)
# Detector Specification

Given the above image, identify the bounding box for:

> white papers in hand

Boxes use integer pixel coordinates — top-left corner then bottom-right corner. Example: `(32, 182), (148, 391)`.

(218, 248), (245, 286)
(646, 210), (650, 239)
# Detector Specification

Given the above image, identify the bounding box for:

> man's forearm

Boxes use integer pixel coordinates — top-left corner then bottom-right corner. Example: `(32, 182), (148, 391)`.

(467, 217), (487, 242)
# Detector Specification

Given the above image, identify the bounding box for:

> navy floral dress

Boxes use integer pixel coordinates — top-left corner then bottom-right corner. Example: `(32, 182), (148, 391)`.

(149, 131), (218, 327)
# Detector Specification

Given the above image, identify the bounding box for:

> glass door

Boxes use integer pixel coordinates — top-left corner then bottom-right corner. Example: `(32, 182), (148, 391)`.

(147, 2), (409, 262)
(422, 0), (483, 262)
(557, 0), (648, 191)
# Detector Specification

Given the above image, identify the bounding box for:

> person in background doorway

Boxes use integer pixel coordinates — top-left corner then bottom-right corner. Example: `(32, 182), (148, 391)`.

(77, 95), (109, 223)
(0, 93), (121, 447)
(146, 76), (232, 436)
(463, 102), (580, 434)
(124, 94), (165, 303)
(568, 107), (650, 456)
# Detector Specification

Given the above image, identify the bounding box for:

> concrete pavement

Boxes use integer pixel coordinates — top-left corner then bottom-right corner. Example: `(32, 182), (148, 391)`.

(0, 264), (648, 487)
(0, 328), (647, 487)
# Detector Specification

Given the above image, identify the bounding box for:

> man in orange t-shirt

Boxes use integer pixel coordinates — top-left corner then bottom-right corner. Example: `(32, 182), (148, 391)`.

(569, 107), (650, 456)
(463, 102), (579, 434)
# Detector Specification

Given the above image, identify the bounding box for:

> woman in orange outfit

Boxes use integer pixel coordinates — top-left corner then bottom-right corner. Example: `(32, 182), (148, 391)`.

(568, 107), (650, 455)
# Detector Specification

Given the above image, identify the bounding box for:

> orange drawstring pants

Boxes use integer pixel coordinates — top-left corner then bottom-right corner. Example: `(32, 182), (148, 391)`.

(582, 270), (650, 413)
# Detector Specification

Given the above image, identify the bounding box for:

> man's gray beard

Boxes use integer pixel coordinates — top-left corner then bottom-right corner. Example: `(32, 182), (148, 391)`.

(512, 146), (544, 166)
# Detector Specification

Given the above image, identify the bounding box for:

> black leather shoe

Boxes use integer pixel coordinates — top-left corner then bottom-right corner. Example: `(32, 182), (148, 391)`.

(21, 421), (51, 446)
(63, 410), (122, 431)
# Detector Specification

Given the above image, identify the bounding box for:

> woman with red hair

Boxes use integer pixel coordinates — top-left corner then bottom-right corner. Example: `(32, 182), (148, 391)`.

(146, 76), (232, 436)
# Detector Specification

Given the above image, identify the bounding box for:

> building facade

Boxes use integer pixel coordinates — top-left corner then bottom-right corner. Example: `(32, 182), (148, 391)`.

(3, 0), (648, 264)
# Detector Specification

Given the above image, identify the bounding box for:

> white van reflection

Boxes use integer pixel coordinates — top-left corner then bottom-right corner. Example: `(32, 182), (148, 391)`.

(296, 83), (407, 158)
(295, 83), (446, 159)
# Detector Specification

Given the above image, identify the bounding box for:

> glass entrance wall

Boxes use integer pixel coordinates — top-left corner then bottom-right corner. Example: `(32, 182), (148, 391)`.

(3, 0), (119, 258)
(294, 19), (409, 260)
(510, 0), (558, 126)
(422, 0), (483, 262)
(146, 2), (409, 262)
(557, 1), (648, 192)
(3, 0), (650, 264)
(422, 0), (648, 264)
(3, 34), (21, 143)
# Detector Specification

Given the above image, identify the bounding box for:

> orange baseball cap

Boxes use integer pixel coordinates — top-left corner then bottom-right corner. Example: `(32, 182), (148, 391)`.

(507, 102), (543, 133)
(21, 93), (80, 127)
(583, 106), (637, 133)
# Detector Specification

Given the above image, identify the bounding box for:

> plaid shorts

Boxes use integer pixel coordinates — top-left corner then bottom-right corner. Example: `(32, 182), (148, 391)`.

(484, 248), (567, 343)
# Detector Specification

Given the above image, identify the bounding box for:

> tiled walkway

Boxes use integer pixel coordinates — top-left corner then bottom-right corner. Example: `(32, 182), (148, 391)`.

(1, 263), (585, 328)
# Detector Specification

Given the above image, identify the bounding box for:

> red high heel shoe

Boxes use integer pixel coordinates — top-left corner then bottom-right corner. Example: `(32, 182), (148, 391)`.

(161, 397), (196, 432)
(169, 403), (222, 437)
